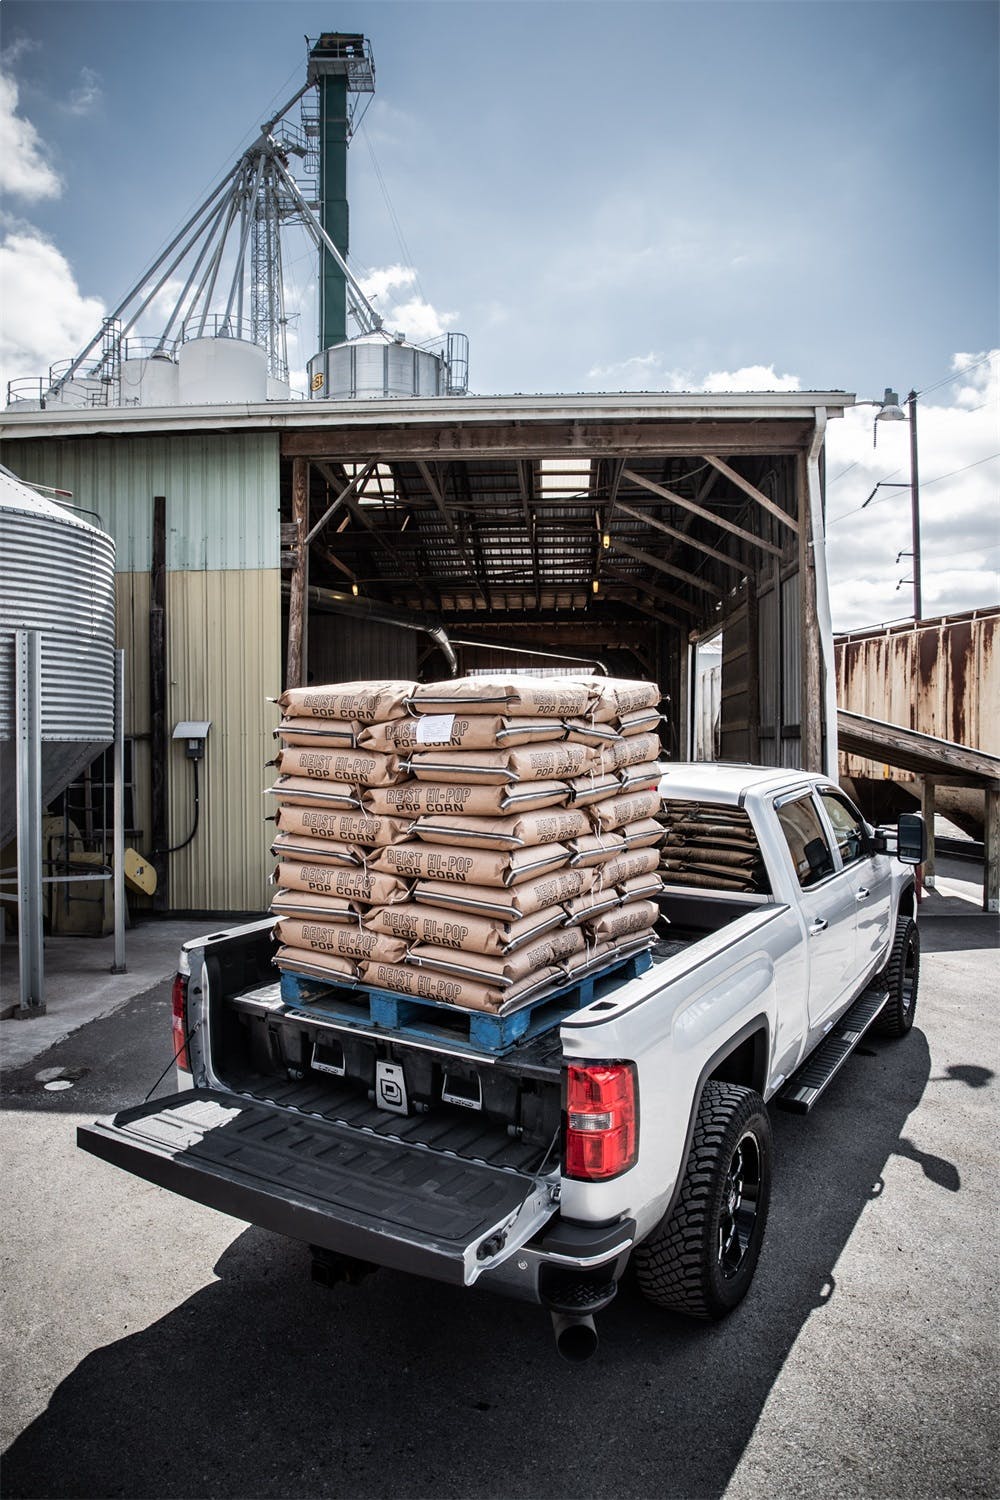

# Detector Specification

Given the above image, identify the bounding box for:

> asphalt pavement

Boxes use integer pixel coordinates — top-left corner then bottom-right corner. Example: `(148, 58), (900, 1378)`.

(1, 891), (997, 1499)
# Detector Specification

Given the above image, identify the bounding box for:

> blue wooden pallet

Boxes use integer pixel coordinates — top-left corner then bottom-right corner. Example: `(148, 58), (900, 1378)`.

(279, 947), (652, 1055)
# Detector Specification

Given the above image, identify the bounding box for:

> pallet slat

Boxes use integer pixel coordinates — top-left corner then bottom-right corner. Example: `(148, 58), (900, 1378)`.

(279, 948), (652, 1055)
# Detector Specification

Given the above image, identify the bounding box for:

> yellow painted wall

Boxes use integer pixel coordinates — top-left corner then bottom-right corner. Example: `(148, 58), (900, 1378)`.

(163, 569), (280, 911)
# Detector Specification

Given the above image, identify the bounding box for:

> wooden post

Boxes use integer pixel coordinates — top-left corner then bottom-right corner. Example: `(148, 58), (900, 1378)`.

(746, 583), (760, 763)
(286, 458), (309, 689)
(984, 787), (1000, 915)
(149, 495), (168, 911)
(797, 453), (823, 772)
(921, 780), (936, 888)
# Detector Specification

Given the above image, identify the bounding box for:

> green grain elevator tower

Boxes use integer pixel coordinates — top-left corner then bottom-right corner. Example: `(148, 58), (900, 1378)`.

(307, 32), (376, 352)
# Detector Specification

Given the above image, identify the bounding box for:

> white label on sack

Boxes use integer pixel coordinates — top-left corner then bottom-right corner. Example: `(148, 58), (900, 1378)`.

(416, 713), (456, 745)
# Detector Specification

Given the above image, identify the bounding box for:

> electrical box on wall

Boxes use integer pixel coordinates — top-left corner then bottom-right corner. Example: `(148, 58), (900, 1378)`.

(172, 721), (211, 760)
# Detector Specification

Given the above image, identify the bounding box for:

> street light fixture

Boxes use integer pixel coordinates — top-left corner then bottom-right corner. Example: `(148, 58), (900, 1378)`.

(858, 386), (922, 621)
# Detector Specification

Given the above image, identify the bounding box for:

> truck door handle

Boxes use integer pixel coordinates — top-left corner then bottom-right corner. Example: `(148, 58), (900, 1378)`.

(855, 887), (870, 901)
(808, 918), (828, 935)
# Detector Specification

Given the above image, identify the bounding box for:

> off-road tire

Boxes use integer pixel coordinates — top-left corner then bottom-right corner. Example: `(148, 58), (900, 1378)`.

(633, 1080), (772, 1320)
(874, 916), (919, 1038)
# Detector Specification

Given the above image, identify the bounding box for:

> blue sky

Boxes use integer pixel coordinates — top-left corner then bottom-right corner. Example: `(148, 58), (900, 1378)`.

(1, 0), (997, 627)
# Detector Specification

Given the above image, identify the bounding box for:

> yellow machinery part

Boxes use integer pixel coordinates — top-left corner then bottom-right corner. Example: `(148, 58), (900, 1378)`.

(124, 848), (157, 895)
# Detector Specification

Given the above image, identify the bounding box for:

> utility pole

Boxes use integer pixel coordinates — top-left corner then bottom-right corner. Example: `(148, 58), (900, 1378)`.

(907, 390), (922, 621)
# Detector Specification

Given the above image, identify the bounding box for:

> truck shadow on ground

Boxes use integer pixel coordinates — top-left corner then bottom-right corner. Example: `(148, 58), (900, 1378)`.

(3, 1028), (955, 1500)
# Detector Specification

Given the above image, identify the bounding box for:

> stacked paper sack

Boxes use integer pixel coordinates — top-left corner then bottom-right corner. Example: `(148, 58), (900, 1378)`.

(266, 675), (666, 1015)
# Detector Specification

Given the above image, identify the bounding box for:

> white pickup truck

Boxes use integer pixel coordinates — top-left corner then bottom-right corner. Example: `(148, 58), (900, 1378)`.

(79, 764), (924, 1361)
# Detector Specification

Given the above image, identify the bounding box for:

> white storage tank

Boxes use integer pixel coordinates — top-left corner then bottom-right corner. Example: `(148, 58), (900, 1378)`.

(120, 351), (179, 407)
(0, 468), (116, 847)
(178, 336), (268, 405)
(308, 334), (446, 401)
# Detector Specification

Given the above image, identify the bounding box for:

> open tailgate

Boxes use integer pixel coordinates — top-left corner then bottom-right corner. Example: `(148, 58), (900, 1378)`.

(78, 1089), (554, 1286)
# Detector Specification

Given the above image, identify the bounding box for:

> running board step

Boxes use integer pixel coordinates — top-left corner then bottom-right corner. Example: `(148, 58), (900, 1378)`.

(776, 988), (889, 1113)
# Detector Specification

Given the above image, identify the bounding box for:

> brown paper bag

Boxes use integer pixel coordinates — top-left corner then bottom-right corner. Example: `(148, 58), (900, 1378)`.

(275, 717), (359, 749)
(372, 841), (570, 888)
(365, 902), (563, 956)
(589, 788), (662, 831)
(595, 846), (661, 888)
(406, 926), (584, 987)
(265, 776), (361, 811)
(562, 888), (623, 926)
(363, 780), (567, 817)
(619, 817), (667, 850)
(618, 706), (664, 737)
(275, 747), (404, 787)
(360, 714), (565, 754)
(564, 771), (622, 807)
(618, 873), (666, 904)
(274, 946), (359, 983)
(275, 919), (405, 965)
(275, 862), (410, 905)
(406, 742), (590, 785)
(586, 899), (660, 945)
(413, 864), (595, 921)
(411, 806), (590, 851)
(571, 676), (661, 721)
(563, 717), (623, 748)
(358, 958), (561, 1014)
(271, 831), (365, 868)
(617, 761), (662, 792)
(275, 805), (413, 847)
(408, 676), (593, 718)
(610, 732), (662, 771)
(270, 888), (365, 923)
(567, 832), (627, 867)
(276, 682), (416, 722)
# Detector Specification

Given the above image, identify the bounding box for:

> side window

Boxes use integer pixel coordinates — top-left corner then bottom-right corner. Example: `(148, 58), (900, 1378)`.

(819, 791), (869, 868)
(776, 795), (835, 889)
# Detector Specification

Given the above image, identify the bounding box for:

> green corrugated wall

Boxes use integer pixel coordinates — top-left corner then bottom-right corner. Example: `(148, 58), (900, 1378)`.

(3, 431), (281, 911)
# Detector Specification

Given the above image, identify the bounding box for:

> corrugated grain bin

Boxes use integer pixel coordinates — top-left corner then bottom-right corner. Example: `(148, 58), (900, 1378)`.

(0, 467), (116, 846)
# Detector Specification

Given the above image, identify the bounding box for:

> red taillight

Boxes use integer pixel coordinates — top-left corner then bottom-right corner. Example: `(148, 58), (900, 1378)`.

(564, 1062), (638, 1181)
(171, 973), (190, 1072)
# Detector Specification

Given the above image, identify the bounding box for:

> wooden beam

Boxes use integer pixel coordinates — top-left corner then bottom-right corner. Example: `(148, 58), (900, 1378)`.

(797, 452), (823, 772)
(985, 788), (999, 914)
(603, 564), (701, 618)
(611, 592), (687, 631)
(315, 460), (437, 608)
(280, 419), (814, 463)
(286, 457), (309, 689)
(615, 500), (744, 574)
(921, 780), (937, 888)
(416, 460), (490, 607)
(303, 460), (378, 545)
(703, 453), (799, 535)
(609, 537), (723, 598)
(621, 468), (783, 558)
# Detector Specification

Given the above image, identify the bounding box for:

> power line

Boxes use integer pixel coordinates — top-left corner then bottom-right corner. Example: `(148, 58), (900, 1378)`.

(827, 453), (1000, 528)
(915, 351), (997, 399)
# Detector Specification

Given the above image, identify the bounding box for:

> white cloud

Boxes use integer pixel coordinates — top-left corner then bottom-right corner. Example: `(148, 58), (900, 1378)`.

(65, 66), (102, 117)
(358, 264), (456, 343)
(701, 364), (800, 393)
(824, 351), (999, 632)
(0, 231), (104, 396)
(0, 72), (61, 201)
(585, 355), (800, 394)
(358, 264), (417, 303)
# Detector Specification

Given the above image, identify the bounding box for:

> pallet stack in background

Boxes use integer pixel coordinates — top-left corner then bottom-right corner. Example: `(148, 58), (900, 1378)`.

(265, 676), (667, 1013)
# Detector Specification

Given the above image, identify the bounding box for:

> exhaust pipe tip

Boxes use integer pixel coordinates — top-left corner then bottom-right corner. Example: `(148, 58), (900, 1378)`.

(551, 1311), (599, 1363)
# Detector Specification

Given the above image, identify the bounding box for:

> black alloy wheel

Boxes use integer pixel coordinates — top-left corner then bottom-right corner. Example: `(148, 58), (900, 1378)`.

(633, 1080), (772, 1320)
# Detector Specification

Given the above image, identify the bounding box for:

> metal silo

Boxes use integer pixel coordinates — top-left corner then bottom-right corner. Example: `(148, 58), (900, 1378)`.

(0, 467), (117, 849)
